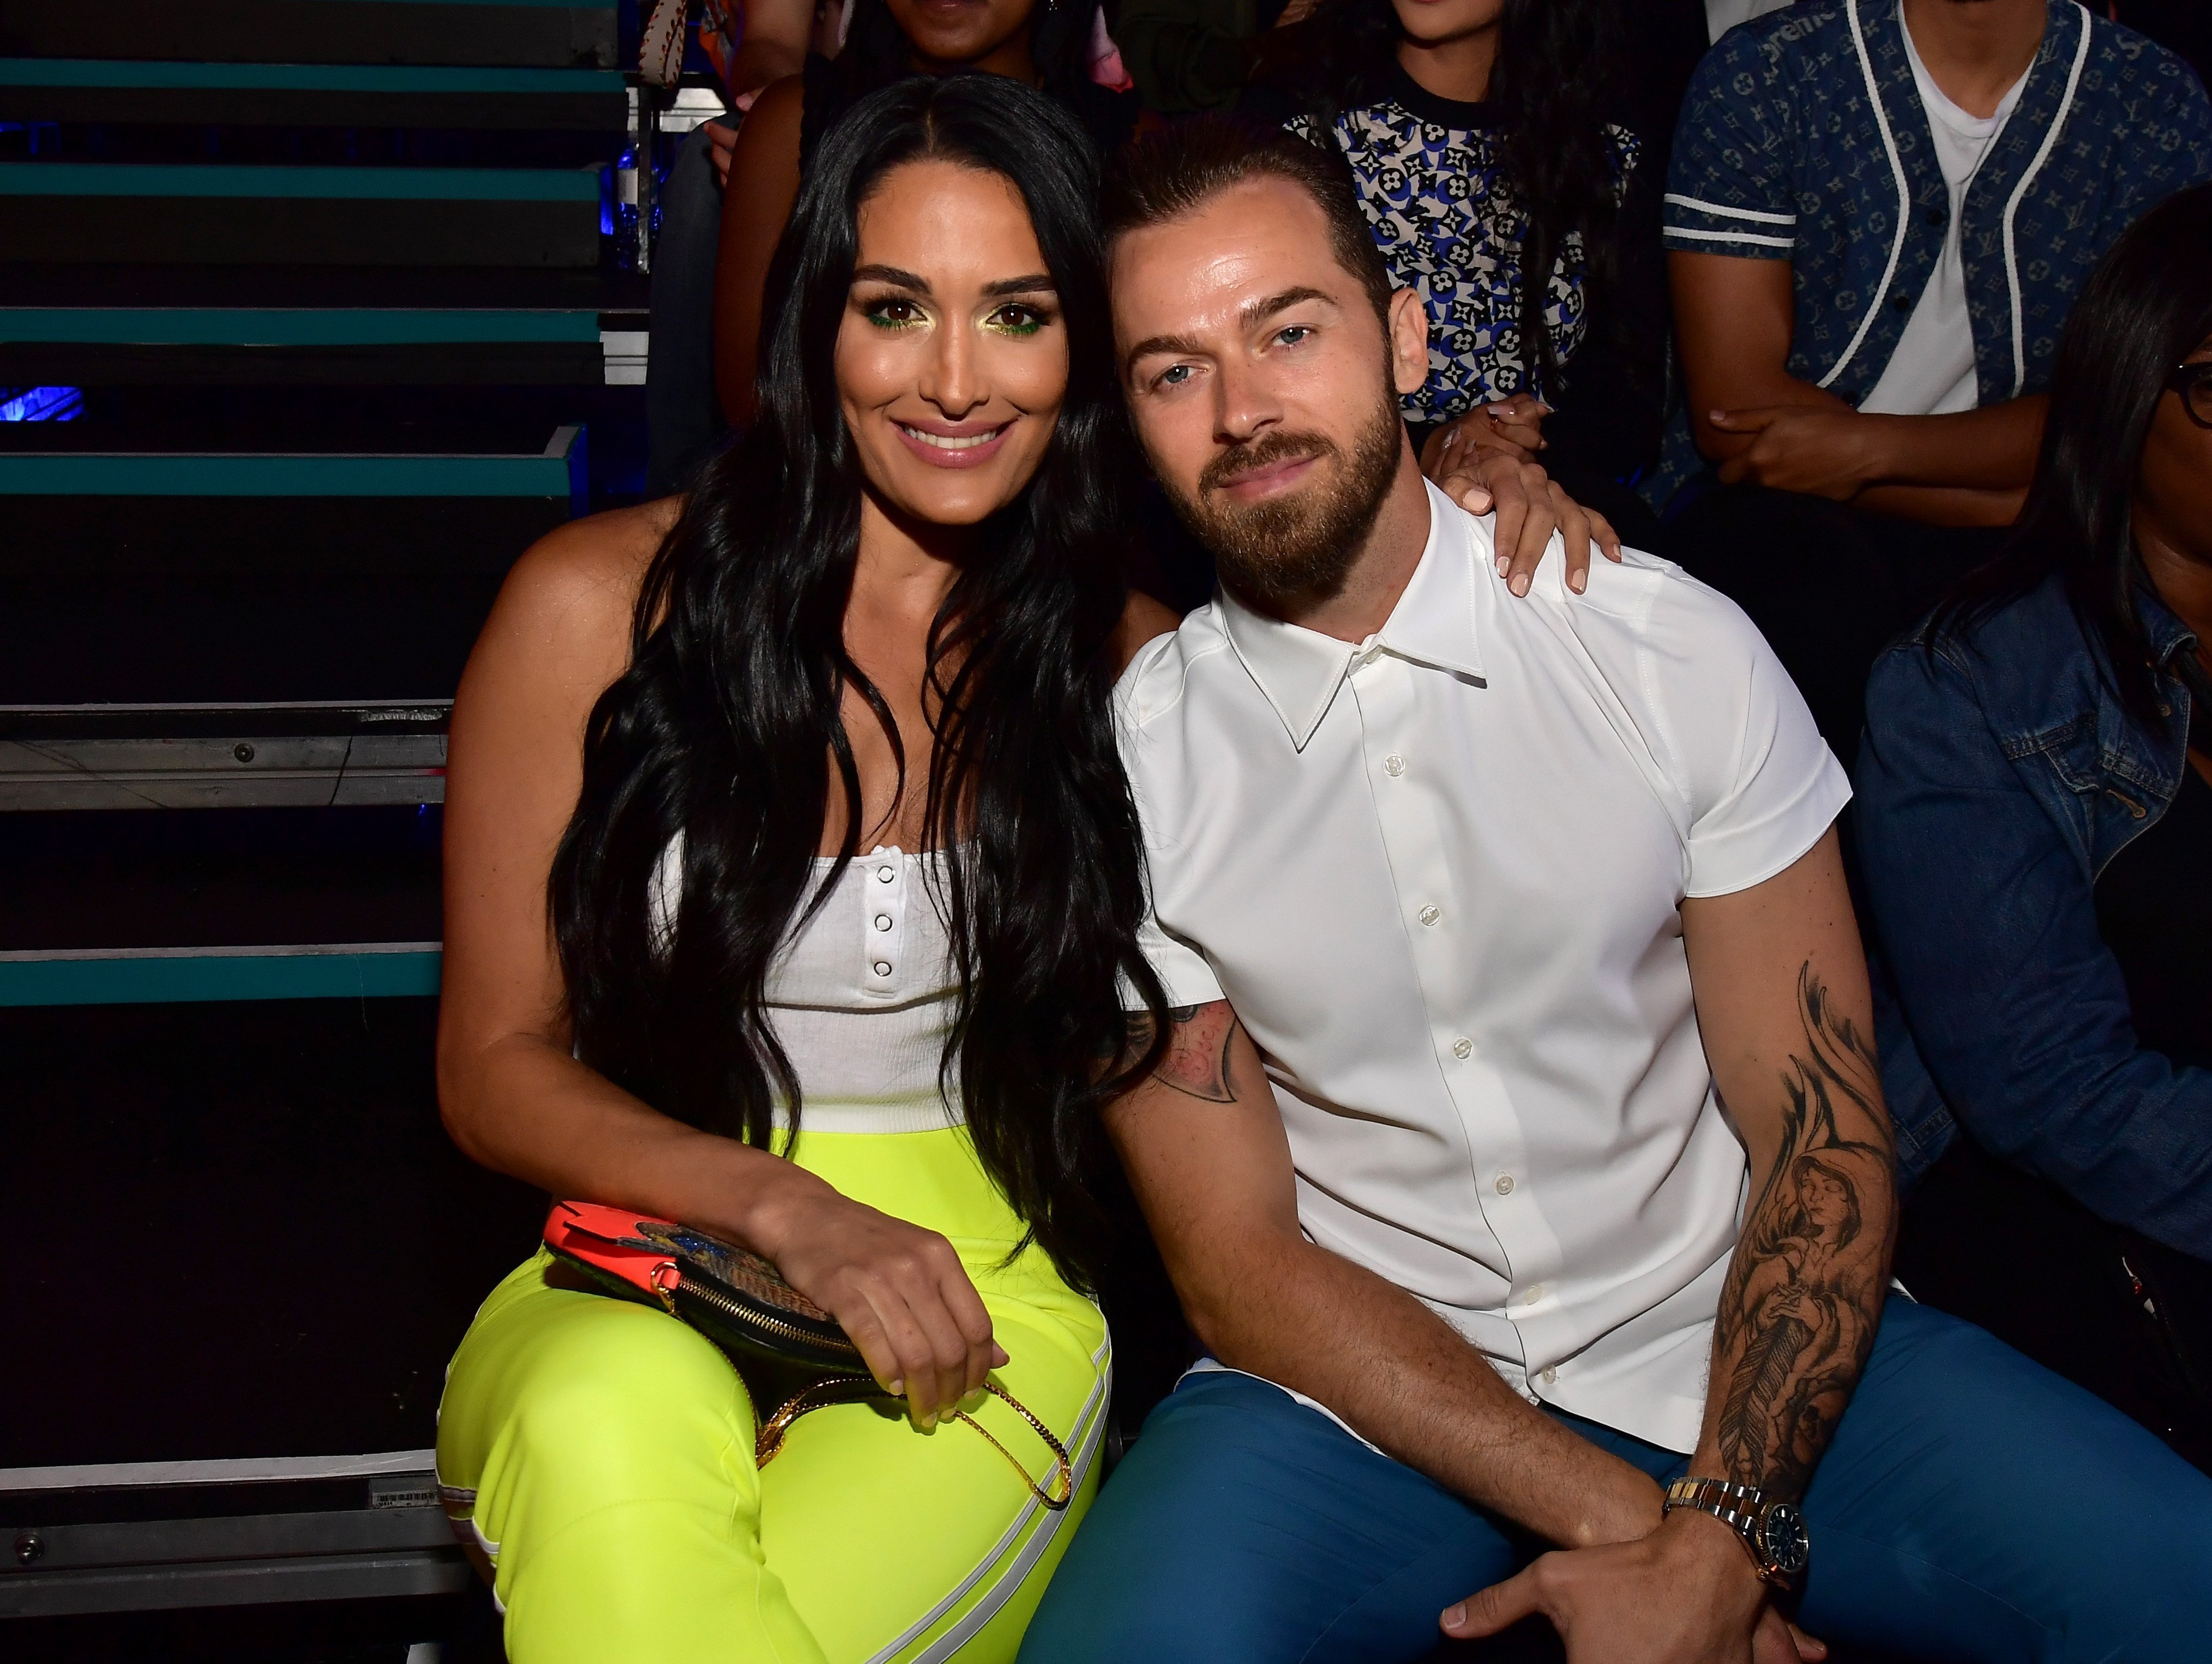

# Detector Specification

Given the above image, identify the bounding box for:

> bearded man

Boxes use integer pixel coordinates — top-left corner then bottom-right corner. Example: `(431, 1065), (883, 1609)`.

(1015, 119), (2212, 1664)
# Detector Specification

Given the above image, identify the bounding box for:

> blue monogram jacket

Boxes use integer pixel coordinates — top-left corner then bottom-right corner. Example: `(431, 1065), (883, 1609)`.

(1647, 0), (2211, 510)
(1854, 574), (2212, 1249)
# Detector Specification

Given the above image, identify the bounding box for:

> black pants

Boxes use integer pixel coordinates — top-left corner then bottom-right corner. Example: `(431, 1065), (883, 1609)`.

(1897, 1134), (2212, 1475)
(645, 122), (732, 497)
(1662, 484), (2006, 770)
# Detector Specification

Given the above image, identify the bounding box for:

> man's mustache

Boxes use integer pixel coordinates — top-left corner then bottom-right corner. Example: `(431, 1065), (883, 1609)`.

(1197, 430), (1340, 495)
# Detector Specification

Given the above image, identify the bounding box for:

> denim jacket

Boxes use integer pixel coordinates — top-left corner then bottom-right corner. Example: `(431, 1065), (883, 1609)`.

(1648, 0), (2212, 510)
(1854, 571), (2211, 1253)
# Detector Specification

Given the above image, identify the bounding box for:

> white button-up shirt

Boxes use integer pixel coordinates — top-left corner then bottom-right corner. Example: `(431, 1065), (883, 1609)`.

(1119, 483), (1849, 1452)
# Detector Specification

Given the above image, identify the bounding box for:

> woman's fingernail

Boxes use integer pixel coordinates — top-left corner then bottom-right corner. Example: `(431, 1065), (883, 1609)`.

(1443, 1603), (1466, 1629)
(887, 1379), (903, 1396)
(1511, 572), (1530, 596)
(1571, 571), (1586, 593)
(1495, 554), (1512, 577)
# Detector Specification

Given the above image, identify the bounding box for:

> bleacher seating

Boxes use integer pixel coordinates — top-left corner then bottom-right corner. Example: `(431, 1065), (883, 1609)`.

(0, 2), (683, 1656)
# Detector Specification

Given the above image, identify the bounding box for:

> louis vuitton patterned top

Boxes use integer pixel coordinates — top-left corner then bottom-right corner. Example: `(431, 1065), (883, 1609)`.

(1288, 64), (1641, 429)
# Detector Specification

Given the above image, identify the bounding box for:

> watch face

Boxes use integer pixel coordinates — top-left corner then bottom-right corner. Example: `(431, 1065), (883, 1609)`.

(1760, 1503), (1812, 1575)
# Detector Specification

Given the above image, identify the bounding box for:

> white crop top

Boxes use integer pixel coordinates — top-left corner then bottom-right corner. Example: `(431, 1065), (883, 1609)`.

(651, 838), (964, 1134)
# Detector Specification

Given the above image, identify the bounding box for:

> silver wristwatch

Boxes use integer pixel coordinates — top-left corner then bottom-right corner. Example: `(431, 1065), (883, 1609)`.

(1663, 1476), (1811, 1587)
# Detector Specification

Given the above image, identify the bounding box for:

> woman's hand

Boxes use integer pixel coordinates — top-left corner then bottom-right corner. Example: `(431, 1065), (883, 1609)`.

(743, 1165), (1007, 1428)
(1422, 395), (1550, 469)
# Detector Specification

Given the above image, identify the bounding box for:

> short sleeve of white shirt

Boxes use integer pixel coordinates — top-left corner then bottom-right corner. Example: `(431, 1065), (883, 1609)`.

(1116, 636), (1229, 1011)
(1634, 565), (1851, 898)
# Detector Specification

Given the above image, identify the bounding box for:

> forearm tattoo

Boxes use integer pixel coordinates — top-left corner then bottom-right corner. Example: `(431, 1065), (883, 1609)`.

(1709, 965), (1896, 1499)
(1122, 1002), (1240, 1102)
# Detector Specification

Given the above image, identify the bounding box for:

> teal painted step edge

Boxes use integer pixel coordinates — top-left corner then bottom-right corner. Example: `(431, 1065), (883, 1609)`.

(0, 944), (442, 1006)
(0, 162), (600, 201)
(0, 426), (582, 498)
(1, 308), (602, 346)
(0, 61), (625, 93)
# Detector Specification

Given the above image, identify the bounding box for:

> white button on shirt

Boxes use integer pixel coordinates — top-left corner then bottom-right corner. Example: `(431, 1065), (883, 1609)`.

(1117, 483), (1849, 1452)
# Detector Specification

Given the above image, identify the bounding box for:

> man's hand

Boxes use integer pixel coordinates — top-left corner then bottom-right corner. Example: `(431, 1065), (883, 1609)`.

(1428, 446), (1624, 598)
(1708, 406), (1883, 499)
(1441, 1512), (1826, 1663)
(706, 117), (738, 189)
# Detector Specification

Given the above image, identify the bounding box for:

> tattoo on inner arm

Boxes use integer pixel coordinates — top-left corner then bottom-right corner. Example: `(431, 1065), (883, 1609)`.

(1122, 1002), (1241, 1103)
(1710, 964), (1896, 1500)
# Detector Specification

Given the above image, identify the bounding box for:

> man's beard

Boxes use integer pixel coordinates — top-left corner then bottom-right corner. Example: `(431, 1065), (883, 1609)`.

(1159, 391), (1405, 617)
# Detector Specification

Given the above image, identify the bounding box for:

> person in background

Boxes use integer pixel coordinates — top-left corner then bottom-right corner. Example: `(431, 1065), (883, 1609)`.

(1855, 183), (2212, 1474)
(1245, 0), (1668, 553)
(1658, 0), (2210, 765)
(713, 0), (1139, 431)
(647, 0), (824, 495)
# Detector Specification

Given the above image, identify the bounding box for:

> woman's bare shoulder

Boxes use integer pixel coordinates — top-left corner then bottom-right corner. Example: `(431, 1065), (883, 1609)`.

(470, 497), (681, 700)
(1111, 589), (1185, 676)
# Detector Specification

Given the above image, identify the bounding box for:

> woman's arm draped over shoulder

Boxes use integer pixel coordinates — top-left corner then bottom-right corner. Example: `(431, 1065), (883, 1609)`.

(435, 501), (1002, 1424)
(712, 74), (806, 429)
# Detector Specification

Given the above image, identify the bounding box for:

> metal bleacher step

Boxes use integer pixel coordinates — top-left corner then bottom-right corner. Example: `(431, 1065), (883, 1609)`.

(2, 58), (627, 130)
(0, 700), (447, 813)
(0, 264), (648, 387)
(0, 0), (618, 70)
(1, 160), (602, 267)
(0, 420), (579, 705)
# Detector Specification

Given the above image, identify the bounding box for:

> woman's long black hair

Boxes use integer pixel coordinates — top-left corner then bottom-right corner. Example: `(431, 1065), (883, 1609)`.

(1931, 182), (2212, 733)
(837, 0), (1099, 107)
(1254, 0), (1630, 401)
(551, 73), (1170, 1297)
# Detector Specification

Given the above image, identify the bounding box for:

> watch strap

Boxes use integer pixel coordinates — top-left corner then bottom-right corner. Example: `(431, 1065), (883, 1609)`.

(1663, 1476), (1794, 1586)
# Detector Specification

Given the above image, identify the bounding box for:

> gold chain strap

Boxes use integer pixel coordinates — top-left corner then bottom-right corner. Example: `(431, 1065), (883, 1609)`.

(755, 1376), (1075, 1511)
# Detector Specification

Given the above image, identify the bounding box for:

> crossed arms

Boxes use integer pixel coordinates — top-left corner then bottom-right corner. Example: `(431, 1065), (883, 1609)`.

(1671, 252), (2041, 528)
(1106, 829), (1896, 1658)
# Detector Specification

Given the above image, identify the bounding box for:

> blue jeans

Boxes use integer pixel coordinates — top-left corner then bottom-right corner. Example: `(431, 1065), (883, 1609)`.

(1021, 1300), (2212, 1662)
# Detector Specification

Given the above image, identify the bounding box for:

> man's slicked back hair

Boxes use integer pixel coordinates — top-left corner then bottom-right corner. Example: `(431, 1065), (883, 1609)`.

(1102, 114), (1396, 327)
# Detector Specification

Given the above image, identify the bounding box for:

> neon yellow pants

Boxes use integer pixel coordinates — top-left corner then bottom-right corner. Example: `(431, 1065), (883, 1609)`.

(435, 1128), (1109, 1664)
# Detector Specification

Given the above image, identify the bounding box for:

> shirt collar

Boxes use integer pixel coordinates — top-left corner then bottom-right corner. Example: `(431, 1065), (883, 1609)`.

(1218, 480), (1488, 751)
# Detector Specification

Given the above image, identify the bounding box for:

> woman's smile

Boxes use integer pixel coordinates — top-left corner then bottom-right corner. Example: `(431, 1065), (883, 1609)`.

(892, 415), (1019, 467)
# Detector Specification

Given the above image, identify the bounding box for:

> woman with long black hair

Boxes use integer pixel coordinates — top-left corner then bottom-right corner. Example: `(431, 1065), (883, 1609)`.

(432, 74), (1177, 1662)
(712, 0), (1138, 430)
(1245, 0), (1665, 540)
(1856, 182), (2212, 1472)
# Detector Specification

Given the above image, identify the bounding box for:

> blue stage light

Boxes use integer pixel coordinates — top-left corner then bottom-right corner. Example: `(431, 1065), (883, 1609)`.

(0, 386), (83, 422)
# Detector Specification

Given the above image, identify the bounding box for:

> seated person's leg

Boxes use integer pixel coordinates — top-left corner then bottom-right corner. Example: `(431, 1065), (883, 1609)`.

(441, 1247), (1110, 1664)
(1795, 1297), (2212, 1661)
(645, 122), (732, 496)
(436, 1252), (824, 1663)
(1020, 1370), (1524, 1664)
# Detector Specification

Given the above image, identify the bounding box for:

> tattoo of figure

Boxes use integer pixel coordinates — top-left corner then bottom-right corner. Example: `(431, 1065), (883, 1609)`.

(1121, 1002), (1241, 1102)
(1710, 964), (1895, 1499)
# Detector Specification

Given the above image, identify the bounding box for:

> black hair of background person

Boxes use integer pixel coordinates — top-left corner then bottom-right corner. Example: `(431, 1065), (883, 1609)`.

(1250, 0), (1635, 406)
(801, 0), (1140, 167)
(1928, 182), (2212, 734)
(551, 74), (1177, 1305)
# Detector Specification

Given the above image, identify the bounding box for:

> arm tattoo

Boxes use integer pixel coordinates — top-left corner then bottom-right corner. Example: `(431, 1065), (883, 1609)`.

(1709, 964), (1896, 1499)
(1121, 1002), (1241, 1103)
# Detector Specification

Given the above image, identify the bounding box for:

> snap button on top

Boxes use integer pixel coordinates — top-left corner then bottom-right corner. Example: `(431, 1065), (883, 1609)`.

(1523, 1283), (1546, 1304)
(1494, 1172), (1515, 1195)
(1418, 905), (1442, 927)
(1452, 1036), (1474, 1059)
(871, 960), (892, 977)
(873, 914), (893, 932)
(875, 864), (896, 882)
(1542, 1366), (1558, 1384)
(1382, 754), (1405, 777)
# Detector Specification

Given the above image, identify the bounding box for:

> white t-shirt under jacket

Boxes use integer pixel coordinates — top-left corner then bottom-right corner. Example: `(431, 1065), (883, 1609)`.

(1117, 482), (1850, 1454)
